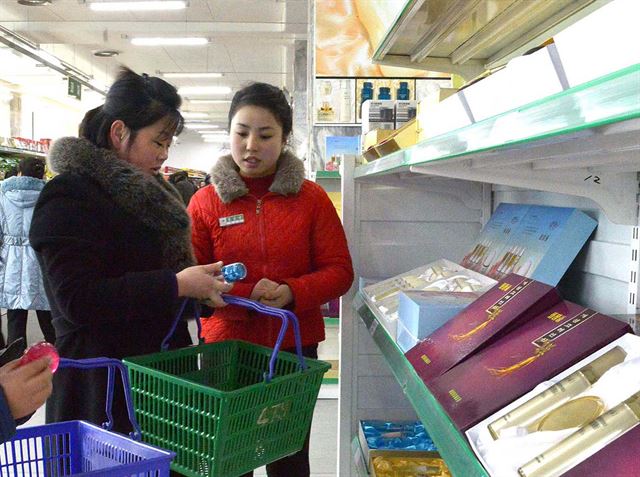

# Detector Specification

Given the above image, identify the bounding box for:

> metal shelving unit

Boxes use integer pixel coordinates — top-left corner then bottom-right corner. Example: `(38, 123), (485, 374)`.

(339, 65), (640, 477)
(355, 64), (640, 226)
(0, 145), (46, 159)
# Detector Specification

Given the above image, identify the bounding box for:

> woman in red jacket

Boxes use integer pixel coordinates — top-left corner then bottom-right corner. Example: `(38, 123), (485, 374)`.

(188, 82), (354, 477)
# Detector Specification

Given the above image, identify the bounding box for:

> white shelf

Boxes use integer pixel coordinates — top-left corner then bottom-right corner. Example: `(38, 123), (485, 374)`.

(0, 145), (46, 159)
(355, 64), (640, 226)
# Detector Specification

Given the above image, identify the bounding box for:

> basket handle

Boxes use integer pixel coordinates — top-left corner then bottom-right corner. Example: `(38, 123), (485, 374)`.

(221, 295), (307, 382)
(58, 357), (142, 441)
(162, 296), (307, 382)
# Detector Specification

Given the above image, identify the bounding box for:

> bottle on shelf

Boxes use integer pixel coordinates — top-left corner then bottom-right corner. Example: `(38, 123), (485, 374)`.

(360, 81), (374, 116)
(318, 80), (336, 122)
(378, 87), (391, 100)
(397, 81), (410, 100)
(339, 79), (352, 123)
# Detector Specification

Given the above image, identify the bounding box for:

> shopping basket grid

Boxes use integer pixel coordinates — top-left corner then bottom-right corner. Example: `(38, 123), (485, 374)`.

(0, 358), (174, 476)
(124, 296), (331, 477)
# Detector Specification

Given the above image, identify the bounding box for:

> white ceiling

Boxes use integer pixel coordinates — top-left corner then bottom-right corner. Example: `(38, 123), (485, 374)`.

(0, 0), (308, 137)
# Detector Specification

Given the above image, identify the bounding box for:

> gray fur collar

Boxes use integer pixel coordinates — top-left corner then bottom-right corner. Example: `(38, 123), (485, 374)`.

(48, 136), (195, 271)
(210, 150), (305, 203)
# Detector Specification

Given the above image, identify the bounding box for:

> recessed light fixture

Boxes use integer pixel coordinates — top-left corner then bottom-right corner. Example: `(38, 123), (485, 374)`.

(89, 1), (186, 12)
(131, 37), (208, 46)
(178, 86), (232, 96)
(17, 0), (51, 5)
(162, 72), (223, 79)
(92, 49), (120, 58)
(188, 99), (232, 104)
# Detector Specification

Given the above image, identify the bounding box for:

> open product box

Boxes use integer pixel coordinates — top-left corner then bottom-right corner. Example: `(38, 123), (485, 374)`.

(357, 420), (437, 470)
(465, 333), (640, 476)
(429, 300), (631, 431)
(361, 259), (496, 339)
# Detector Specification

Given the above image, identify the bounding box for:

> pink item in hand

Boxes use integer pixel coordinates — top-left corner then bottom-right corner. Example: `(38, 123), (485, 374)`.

(19, 341), (59, 373)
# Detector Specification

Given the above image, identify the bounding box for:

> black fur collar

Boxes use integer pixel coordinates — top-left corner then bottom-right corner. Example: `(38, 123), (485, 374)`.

(48, 136), (195, 271)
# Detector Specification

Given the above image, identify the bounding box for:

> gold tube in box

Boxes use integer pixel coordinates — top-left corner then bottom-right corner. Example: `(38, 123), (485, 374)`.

(487, 346), (627, 439)
(517, 391), (640, 477)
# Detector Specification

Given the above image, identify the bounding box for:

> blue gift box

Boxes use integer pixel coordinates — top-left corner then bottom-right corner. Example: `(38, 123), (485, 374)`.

(397, 290), (480, 352)
(460, 203), (597, 286)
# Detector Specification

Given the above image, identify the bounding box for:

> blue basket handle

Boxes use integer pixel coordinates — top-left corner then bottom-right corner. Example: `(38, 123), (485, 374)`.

(58, 357), (142, 441)
(221, 295), (307, 382)
(162, 296), (307, 382)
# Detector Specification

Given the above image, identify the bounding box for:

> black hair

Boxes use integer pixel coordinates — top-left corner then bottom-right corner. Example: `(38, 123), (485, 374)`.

(18, 157), (46, 179)
(228, 82), (292, 141)
(79, 67), (184, 148)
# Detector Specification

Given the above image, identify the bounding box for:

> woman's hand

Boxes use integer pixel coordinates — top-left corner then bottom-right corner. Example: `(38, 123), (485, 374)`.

(260, 283), (294, 309)
(0, 357), (53, 420)
(250, 278), (279, 301)
(176, 262), (233, 307)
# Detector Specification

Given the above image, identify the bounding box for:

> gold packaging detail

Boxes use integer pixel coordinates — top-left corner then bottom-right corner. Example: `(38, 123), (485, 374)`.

(535, 396), (605, 432)
(517, 391), (640, 477)
(487, 346), (626, 439)
(372, 455), (452, 477)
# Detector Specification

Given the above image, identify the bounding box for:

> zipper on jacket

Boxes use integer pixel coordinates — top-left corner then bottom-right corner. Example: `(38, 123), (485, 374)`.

(256, 199), (262, 215)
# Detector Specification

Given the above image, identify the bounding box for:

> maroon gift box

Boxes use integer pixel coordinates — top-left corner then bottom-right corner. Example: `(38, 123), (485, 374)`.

(406, 274), (561, 384)
(428, 300), (631, 430)
(562, 424), (640, 476)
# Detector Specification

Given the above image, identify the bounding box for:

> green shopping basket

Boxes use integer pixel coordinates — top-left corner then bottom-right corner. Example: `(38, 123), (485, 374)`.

(124, 295), (331, 477)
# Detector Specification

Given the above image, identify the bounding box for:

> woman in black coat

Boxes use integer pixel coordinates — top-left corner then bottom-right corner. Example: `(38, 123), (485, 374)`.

(29, 68), (232, 433)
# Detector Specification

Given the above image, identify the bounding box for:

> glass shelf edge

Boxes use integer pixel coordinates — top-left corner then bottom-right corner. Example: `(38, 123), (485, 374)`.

(357, 300), (489, 477)
(354, 64), (640, 179)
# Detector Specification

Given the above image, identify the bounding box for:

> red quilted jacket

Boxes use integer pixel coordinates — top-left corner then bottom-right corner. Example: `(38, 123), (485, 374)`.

(188, 151), (354, 348)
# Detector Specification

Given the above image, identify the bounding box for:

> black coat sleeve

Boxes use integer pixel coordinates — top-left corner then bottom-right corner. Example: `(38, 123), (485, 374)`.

(29, 175), (178, 326)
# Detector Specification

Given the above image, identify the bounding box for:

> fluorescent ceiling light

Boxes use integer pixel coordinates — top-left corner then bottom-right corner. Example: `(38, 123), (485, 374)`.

(163, 72), (223, 79)
(37, 49), (62, 68)
(184, 120), (211, 125)
(186, 124), (219, 129)
(203, 137), (229, 143)
(90, 1), (186, 12)
(180, 112), (209, 119)
(178, 86), (232, 96)
(131, 37), (208, 46)
(188, 99), (232, 104)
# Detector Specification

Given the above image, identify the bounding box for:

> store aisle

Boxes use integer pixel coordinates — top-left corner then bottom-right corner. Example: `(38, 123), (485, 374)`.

(8, 311), (339, 477)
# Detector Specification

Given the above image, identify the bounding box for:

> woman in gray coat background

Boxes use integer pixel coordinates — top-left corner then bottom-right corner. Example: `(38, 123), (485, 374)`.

(0, 157), (55, 347)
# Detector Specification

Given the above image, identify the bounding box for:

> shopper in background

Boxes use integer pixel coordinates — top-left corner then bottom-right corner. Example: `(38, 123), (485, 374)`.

(29, 67), (233, 434)
(0, 157), (55, 348)
(168, 169), (197, 205)
(188, 82), (354, 477)
(0, 356), (53, 443)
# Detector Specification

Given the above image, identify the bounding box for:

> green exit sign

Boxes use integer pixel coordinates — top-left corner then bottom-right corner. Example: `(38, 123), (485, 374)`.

(68, 77), (82, 100)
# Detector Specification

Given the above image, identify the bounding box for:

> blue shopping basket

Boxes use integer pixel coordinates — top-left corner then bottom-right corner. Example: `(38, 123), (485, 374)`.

(0, 357), (175, 476)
